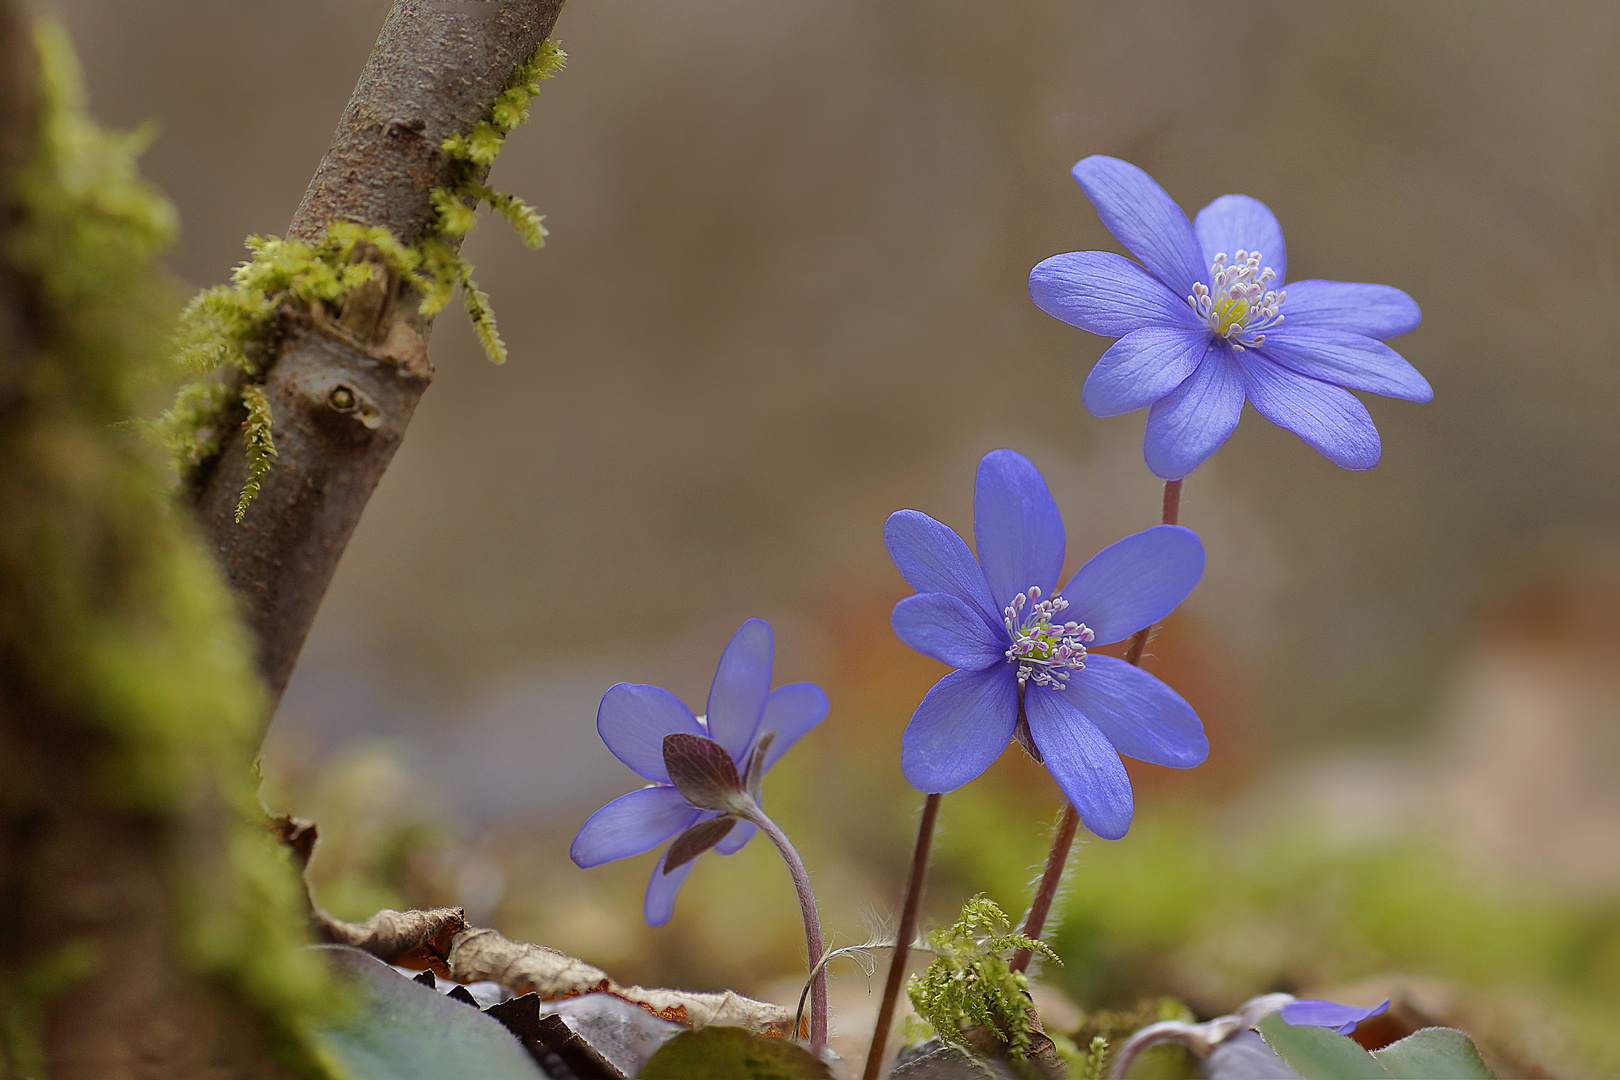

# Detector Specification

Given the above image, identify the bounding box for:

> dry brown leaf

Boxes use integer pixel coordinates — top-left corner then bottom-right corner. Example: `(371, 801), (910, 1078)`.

(450, 926), (799, 1037)
(314, 906), (467, 979)
(273, 820), (797, 1036)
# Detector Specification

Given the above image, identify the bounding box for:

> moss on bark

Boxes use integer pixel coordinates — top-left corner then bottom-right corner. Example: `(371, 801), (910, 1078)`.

(0, 22), (337, 1078)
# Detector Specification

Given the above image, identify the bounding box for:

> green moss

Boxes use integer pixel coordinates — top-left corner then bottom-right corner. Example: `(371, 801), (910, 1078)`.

(906, 895), (1058, 1060)
(157, 222), (428, 489)
(159, 39), (564, 515)
(420, 38), (565, 361)
(0, 22), (339, 1073)
(0, 940), (99, 1077)
(236, 382), (277, 522)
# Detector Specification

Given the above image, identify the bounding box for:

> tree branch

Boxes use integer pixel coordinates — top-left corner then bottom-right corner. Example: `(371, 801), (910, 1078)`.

(189, 0), (566, 704)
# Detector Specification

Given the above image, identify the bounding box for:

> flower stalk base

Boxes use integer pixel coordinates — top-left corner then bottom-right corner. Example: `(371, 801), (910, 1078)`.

(862, 792), (942, 1080)
(1011, 478), (1184, 973)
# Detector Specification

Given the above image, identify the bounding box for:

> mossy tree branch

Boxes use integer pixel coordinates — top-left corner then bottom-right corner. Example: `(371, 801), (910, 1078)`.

(188, 0), (567, 705)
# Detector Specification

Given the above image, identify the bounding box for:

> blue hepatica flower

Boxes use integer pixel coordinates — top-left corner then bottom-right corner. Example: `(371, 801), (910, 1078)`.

(886, 449), (1208, 839)
(1029, 155), (1430, 479)
(1279, 998), (1392, 1035)
(570, 618), (828, 926)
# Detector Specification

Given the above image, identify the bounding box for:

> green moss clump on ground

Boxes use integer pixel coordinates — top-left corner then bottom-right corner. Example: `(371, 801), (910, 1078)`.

(907, 894), (1058, 1060)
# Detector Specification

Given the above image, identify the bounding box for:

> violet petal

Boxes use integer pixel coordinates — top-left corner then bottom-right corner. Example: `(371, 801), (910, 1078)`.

(1024, 686), (1135, 840)
(1084, 327), (1213, 418)
(1069, 655), (1207, 768)
(1143, 346), (1245, 479)
(704, 618), (773, 761)
(1060, 525), (1205, 645)
(1073, 155), (1206, 296)
(974, 448), (1066, 615)
(901, 665), (1019, 794)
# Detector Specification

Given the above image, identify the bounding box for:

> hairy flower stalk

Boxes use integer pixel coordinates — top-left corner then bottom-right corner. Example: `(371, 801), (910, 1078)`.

(1010, 477), (1184, 975)
(656, 730), (829, 1052)
(862, 791), (941, 1080)
(746, 804), (829, 1053)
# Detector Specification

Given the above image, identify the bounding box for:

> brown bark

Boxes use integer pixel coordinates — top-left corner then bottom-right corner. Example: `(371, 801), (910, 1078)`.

(190, 0), (567, 704)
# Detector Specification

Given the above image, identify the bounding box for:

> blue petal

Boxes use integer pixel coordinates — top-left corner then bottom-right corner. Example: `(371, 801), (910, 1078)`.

(1060, 526), (1205, 645)
(597, 683), (707, 783)
(757, 682), (830, 771)
(884, 510), (1001, 630)
(1023, 687), (1135, 840)
(1084, 327), (1212, 418)
(705, 618), (774, 761)
(1029, 251), (1203, 336)
(973, 449), (1066, 615)
(1282, 280), (1421, 338)
(1143, 346), (1245, 480)
(901, 665), (1019, 794)
(1232, 352), (1381, 470)
(1256, 326), (1432, 402)
(1072, 156), (1206, 296)
(1279, 998), (1391, 1035)
(1194, 194), (1286, 285)
(715, 819), (756, 855)
(571, 786), (701, 868)
(1068, 655), (1206, 767)
(891, 593), (1007, 670)
(644, 847), (700, 926)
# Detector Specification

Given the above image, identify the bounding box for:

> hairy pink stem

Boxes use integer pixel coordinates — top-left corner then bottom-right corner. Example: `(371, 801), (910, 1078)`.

(1010, 478), (1183, 974)
(745, 802), (828, 1053)
(862, 792), (942, 1080)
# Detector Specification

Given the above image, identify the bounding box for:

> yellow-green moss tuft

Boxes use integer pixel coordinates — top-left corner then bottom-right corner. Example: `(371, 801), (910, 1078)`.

(423, 38), (564, 361)
(235, 382), (277, 522)
(906, 895), (1059, 1060)
(158, 39), (563, 513)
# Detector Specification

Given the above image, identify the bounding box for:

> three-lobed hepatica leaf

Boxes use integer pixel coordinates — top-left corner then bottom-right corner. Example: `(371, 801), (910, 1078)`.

(310, 945), (546, 1080)
(1371, 1028), (1494, 1079)
(1256, 1014), (1494, 1079)
(640, 1026), (833, 1080)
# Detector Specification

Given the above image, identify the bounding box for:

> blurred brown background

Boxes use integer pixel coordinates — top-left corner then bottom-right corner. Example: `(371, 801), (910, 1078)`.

(39, 0), (1620, 1070)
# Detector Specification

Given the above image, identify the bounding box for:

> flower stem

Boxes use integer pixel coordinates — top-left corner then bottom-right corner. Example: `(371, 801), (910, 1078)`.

(862, 792), (941, 1080)
(1124, 479), (1181, 664)
(743, 801), (828, 1053)
(1010, 478), (1184, 975)
(1009, 802), (1080, 974)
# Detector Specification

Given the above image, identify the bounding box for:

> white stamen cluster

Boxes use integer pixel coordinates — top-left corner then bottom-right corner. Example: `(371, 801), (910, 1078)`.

(1003, 586), (1095, 690)
(1188, 250), (1286, 348)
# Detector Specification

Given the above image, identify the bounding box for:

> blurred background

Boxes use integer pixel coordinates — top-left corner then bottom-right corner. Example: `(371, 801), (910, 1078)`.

(41, 0), (1619, 1073)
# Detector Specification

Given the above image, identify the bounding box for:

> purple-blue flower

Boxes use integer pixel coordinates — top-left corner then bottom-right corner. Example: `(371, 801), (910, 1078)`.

(570, 618), (828, 926)
(1278, 998), (1391, 1035)
(1029, 155), (1430, 479)
(885, 449), (1208, 840)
